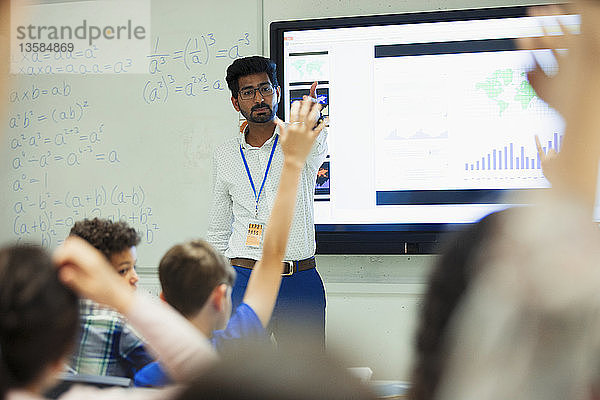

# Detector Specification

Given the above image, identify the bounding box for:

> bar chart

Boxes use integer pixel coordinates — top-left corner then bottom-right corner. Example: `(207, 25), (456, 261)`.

(465, 132), (562, 172)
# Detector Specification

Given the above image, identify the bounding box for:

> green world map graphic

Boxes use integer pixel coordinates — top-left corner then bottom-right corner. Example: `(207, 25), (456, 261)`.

(291, 59), (326, 79)
(476, 68), (537, 116)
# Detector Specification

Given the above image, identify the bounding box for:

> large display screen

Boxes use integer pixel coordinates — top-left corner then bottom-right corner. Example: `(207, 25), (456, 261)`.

(270, 6), (579, 253)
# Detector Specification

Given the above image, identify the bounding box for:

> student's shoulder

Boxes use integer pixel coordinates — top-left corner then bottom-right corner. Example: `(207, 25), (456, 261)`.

(79, 299), (123, 321)
(79, 300), (144, 340)
(231, 303), (263, 329)
(211, 303), (267, 352)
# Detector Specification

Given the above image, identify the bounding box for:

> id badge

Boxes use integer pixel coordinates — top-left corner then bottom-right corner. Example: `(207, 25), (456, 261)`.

(245, 221), (264, 248)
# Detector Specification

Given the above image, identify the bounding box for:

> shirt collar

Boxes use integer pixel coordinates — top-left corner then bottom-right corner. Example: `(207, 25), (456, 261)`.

(240, 124), (280, 149)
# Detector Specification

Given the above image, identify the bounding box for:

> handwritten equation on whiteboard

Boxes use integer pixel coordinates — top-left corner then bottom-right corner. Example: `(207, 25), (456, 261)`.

(12, 46), (137, 75)
(6, 79), (160, 249)
(143, 32), (252, 104)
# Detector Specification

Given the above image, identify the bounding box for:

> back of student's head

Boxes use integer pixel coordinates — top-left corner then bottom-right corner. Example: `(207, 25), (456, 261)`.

(69, 218), (140, 260)
(0, 244), (79, 399)
(410, 208), (511, 400)
(435, 200), (600, 400)
(225, 55), (278, 97)
(175, 342), (377, 400)
(159, 239), (235, 318)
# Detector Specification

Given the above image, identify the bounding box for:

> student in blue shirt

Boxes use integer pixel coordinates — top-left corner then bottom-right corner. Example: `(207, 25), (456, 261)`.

(134, 239), (266, 387)
(135, 97), (326, 387)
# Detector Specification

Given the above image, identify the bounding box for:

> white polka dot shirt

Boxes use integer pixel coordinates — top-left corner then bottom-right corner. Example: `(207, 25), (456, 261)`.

(207, 125), (328, 261)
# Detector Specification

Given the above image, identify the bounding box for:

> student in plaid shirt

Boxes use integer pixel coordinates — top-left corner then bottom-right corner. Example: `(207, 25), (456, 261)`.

(68, 218), (154, 378)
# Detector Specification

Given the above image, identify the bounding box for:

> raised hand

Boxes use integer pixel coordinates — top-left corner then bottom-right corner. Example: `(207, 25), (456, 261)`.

(517, 1), (600, 206)
(244, 97), (325, 326)
(275, 97), (325, 168)
(517, 5), (577, 116)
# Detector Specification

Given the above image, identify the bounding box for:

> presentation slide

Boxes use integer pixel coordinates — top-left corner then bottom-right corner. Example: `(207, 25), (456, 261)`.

(277, 11), (581, 228)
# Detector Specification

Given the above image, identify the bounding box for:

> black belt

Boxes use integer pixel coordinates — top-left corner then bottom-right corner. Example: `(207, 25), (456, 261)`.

(229, 257), (316, 276)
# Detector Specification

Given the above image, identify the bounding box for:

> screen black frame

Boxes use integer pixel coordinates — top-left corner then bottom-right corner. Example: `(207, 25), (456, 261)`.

(270, 5), (538, 255)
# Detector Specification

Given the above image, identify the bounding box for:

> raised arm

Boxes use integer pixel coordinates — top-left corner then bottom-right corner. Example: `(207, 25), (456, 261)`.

(518, 2), (600, 209)
(242, 98), (325, 327)
(53, 237), (218, 381)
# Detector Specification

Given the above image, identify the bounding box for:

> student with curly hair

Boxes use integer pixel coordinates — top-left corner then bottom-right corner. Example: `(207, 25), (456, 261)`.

(69, 218), (141, 286)
(67, 218), (153, 379)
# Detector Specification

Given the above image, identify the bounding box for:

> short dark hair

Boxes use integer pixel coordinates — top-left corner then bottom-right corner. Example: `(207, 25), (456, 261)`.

(0, 245), (79, 398)
(69, 218), (140, 260)
(226, 56), (278, 98)
(410, 209), (510, 400)
(159, 239), (236, 318)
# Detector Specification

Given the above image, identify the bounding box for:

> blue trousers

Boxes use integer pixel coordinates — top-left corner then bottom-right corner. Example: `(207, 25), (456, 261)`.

(231, 265), (326, 350)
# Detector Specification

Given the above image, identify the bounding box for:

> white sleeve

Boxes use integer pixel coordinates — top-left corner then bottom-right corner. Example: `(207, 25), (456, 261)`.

(206, 148), (233, 253)
(305, 126), (328, 172)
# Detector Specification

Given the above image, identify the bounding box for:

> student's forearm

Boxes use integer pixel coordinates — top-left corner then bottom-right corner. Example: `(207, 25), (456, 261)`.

(553, 88), (600, 208)
(105, 283), (136, 315)
(242, 99), (322, 326)
(242, 161), (302, 326)
(261, 161), (303, 262)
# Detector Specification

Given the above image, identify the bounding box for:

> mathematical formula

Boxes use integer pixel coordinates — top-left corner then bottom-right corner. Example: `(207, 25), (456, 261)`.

(6, 78), (160, 249)
(143, 32), (252, 104)
(12, 184), (160, 248)
(12, 45), (137, 75)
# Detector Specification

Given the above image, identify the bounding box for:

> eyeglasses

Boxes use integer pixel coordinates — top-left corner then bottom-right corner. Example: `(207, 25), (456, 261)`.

(238, 84), (274, 100)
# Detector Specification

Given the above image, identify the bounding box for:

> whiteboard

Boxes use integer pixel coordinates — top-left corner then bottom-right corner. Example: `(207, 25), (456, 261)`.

(0, 0), (261, 265)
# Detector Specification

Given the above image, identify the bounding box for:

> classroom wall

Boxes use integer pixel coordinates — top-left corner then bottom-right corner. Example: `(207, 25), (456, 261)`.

(320, 255), (433, 380)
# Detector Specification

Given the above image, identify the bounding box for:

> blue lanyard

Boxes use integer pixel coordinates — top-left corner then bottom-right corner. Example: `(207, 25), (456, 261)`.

(239, 134), (279, 218)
